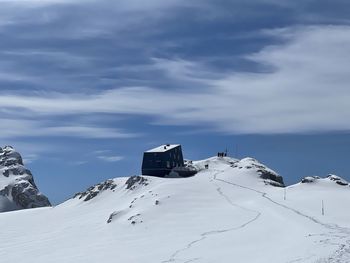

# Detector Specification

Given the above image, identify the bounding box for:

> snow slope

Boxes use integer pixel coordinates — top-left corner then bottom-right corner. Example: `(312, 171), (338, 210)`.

(0, 156), (349, 262)
(0, 146), (51, 212)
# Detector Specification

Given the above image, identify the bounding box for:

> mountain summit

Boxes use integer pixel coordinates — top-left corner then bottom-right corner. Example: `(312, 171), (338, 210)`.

(0, 146), (51, 212)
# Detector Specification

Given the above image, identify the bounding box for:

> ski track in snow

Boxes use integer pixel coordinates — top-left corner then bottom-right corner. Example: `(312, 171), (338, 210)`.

(183, 258), (200, 263)
(163, 164), (350, 263)
(286, 255), (316, 263)
(162, 168), (262, 263)
(215, 175), (350, 263)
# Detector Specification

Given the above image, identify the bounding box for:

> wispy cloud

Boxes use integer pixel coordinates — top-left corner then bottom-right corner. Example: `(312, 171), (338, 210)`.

(1, 26), (350, 134)
(97, 155), (124, 162)
(22, 153), (39, 164)
(0, 119), (137, 139)
(0, 0), (349, 139)
(93, 150), (111, 155)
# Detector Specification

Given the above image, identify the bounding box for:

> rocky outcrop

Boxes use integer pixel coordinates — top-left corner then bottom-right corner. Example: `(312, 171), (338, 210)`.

(0, 146), (51, 212)
(74, 176), (149, 202)
(74, 179), (117, 201)
(301, 176), (320, 183)
(258, 169), (284, 187)
(301, 174), (349, 187)
(125, 176), (148, 190)
(232, 157), (285, 187)
(327, 174), (349, 186)
(9, 181), (50, 208)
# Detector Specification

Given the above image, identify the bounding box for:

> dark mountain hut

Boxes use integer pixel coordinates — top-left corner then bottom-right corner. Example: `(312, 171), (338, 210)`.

(141, 144), (196, 177)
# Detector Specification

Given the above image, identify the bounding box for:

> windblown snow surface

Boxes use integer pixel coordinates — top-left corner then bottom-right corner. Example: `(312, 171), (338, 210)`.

(0, 156), (349, 263)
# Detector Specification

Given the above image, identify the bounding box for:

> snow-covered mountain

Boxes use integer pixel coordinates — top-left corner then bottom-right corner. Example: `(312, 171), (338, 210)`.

(0, 156), (349, 262)
(0, 146), (51, 212)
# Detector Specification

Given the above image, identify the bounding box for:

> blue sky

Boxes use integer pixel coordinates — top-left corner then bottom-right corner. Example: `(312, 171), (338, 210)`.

(1, 0), (350, 204)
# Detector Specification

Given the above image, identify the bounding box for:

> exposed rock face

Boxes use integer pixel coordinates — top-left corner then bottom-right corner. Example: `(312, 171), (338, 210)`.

(74, 179), (117, 201)
(258, 169), (284, 187)
(232, 157), (285, 187)
(107, 211), (120, 224)
(74, 176), (149, 202)
(327, 174), (349, 186)
(301, 174), (349, 186)
(0, 146), (51, 212)
(301, 176), (320, 183)
(125, 176), (148, 190)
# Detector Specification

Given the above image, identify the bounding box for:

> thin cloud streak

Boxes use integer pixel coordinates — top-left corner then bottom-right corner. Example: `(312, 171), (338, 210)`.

(0, 119), (137, 139)
(97, 155), (124, 162)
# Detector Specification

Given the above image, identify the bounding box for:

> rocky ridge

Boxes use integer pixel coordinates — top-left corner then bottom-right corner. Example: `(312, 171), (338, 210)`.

(0, 146), (51, 212)
(231, 157), (285, 187)
(73, 175), (149, 202)
(301, 174), (349, 186)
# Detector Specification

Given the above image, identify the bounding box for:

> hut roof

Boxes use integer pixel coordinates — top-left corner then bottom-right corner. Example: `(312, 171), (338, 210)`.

(145, 144), (180, 153)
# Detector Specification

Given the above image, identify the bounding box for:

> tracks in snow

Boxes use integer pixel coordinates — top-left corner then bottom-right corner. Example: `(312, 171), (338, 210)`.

(162, 169), (262, 263)
(215, 176), (350, 263)
(163, 166), (350, 262)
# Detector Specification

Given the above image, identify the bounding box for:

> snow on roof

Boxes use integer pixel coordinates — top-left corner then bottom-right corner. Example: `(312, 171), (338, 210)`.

(146, 144), (180, 153)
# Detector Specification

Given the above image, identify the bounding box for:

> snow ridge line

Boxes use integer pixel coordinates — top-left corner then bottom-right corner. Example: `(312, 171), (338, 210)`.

(214, 176), (350, 262)
(162, 169), (261, 263)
